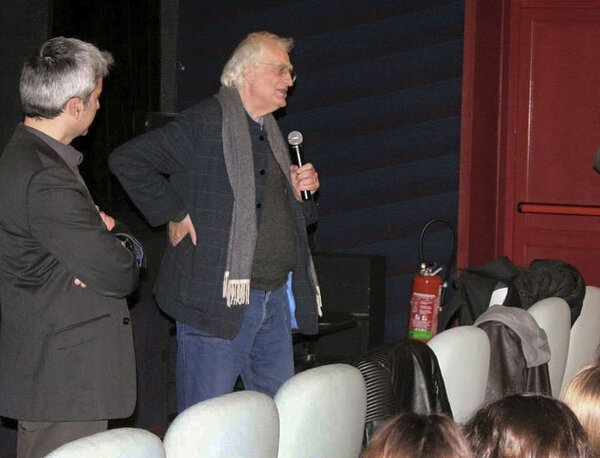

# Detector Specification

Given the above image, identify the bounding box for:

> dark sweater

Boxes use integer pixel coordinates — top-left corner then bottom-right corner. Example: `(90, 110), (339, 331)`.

(249, 117), (296, 291)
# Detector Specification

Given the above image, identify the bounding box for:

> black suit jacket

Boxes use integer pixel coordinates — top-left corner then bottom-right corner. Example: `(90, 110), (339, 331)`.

(0, 125), (138, 421)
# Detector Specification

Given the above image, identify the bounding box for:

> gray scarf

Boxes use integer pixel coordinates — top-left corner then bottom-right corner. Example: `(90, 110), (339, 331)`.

(216, 85), (298, 306)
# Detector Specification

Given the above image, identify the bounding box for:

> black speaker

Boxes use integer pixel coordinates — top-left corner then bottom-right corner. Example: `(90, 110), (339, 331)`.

(295, 253), (386, 366)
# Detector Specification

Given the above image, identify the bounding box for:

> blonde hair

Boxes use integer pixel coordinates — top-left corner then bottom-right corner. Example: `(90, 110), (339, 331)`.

(561, 364), (600, 456)
(220, 31), (293, 88)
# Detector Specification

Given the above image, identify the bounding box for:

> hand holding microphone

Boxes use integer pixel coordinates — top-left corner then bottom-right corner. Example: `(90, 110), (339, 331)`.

(288, 130), (319, 201)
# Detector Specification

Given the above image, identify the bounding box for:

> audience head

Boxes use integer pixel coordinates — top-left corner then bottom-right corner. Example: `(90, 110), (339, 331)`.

(361, 412), (473, 458)
(561, 364), (600, 456)
(20, 37), (113, 119)
(464, 393), (592, 458)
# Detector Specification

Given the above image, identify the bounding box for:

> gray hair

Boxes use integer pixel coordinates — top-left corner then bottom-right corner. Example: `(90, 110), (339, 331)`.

(20, 37), (114, 119)
(221, 31), (293, 88)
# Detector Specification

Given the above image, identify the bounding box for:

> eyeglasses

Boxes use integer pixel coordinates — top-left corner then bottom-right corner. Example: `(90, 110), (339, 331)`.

(258, 62), (297, 83)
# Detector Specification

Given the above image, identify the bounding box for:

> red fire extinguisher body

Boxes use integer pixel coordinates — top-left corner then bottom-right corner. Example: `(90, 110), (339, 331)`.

(408, 272), (443, 341)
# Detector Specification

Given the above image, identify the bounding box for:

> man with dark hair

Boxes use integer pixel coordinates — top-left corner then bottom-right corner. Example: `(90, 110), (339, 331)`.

(110, 31), (321, 411)
(0, 37), (139, 457)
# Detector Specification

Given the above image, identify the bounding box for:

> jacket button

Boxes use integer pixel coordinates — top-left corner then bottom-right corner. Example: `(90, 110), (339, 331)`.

(259, 135), (264, 141)
(123, 317), (130, 325)
(256, 203), (262, 209)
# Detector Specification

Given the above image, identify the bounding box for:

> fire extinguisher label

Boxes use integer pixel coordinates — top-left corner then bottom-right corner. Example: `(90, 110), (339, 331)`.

(408, 292), (438, 341)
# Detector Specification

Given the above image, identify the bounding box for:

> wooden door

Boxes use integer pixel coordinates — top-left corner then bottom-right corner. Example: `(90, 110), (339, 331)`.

(505, 3), (600, 284)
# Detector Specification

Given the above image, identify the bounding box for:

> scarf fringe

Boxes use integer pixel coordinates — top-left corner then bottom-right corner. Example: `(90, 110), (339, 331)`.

(315, 285), (323, 317)
(222, 271), (250, 306)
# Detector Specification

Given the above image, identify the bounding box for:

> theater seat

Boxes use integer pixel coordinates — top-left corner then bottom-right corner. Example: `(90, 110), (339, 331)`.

(427, 326), (490, 423)
(356, 339), (452, 445)
(275, 363), (366, 458)
(474, 305), (552, 402)
(45, 428), (165, 458)
(528, 297), (571, 397)
(163, 391), (279, 458)
(561, 286), (600, 395)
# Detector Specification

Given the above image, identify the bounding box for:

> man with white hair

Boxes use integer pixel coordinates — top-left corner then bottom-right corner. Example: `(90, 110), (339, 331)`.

(110, 31), (322, 410)
(0, 37), (139, 457)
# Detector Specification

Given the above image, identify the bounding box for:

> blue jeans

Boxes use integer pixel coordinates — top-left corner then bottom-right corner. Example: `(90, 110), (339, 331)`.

(176, 284), (294, 412)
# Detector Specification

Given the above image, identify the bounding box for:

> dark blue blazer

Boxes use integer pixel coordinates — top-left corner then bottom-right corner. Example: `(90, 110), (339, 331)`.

(110, 97), (320, 339)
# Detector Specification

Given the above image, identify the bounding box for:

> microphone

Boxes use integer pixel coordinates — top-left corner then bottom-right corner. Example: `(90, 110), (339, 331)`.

(287, 130), (310, 201)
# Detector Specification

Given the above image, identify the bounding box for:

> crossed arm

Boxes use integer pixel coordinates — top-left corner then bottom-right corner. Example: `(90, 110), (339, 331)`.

(29, 167), (138, 297)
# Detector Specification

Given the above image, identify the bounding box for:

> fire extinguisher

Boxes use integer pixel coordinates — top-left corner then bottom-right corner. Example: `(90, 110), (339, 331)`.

(408, 218), (456, 342)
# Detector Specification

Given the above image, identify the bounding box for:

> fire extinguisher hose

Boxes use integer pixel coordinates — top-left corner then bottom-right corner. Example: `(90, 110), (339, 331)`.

(418, 218), (457, 309)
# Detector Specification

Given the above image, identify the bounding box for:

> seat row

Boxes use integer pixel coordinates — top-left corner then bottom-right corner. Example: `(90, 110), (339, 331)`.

(426, 285), (600, 424)
(47, 286), (600, 456)
(46, 363), (367, 458)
